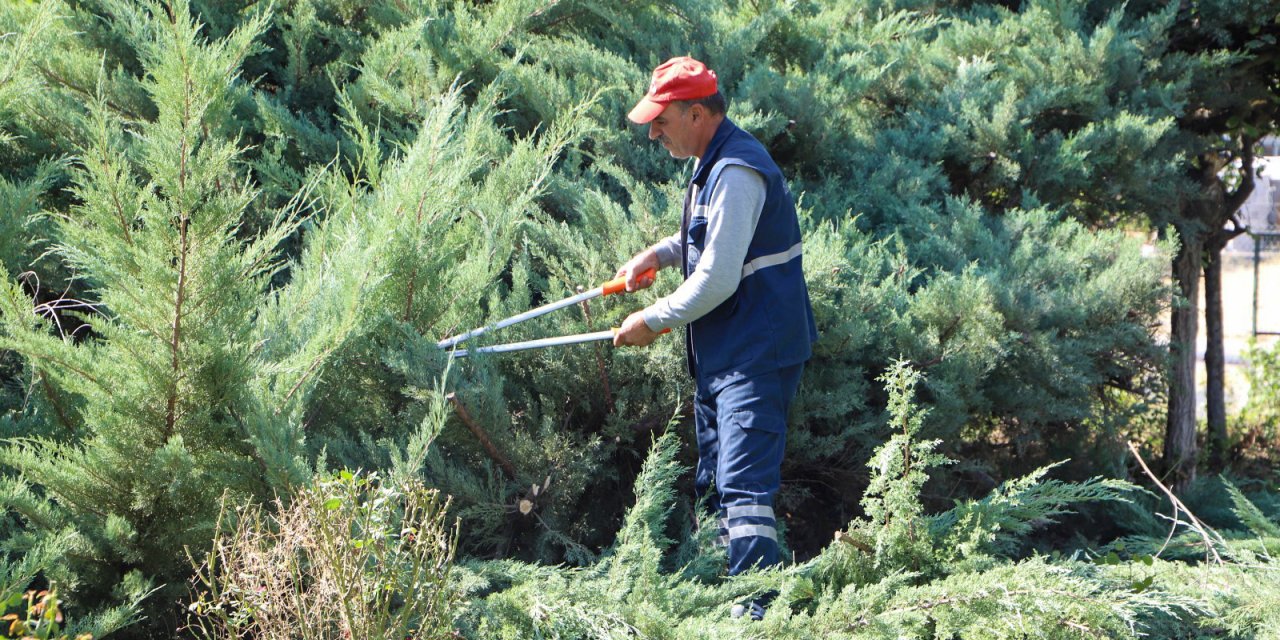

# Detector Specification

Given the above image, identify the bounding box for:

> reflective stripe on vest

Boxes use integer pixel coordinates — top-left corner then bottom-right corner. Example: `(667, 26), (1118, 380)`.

(740, 242), (803, 280)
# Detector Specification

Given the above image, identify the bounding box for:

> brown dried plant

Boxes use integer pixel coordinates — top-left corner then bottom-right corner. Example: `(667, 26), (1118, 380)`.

(185, 472), (460, 640)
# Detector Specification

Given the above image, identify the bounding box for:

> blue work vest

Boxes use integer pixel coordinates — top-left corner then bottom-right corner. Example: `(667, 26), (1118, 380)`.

(681, 118), (817, 388)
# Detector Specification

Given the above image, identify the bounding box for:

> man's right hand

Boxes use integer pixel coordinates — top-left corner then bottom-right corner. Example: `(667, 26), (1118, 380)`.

(617, 249), (660, 292)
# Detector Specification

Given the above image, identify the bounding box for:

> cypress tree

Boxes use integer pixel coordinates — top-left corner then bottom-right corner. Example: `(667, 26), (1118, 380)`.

(0, 1), (362, 624)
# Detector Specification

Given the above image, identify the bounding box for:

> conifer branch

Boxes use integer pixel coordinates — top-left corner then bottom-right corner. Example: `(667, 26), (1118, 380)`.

(166, 208), (189, 438)
(228, 407), (272, 478)
(402, 191), (431, 322)
(106, 179), (135, 249)
(490, 1), (561, 52)
(278, 343), (338, 411)
(401, 211), (418, 321)
(36, 373), (75, 434)
(34, 65), (147, 122)
(403, 269), (419, 322)
(164, 4), (196, 439)
(81, 124), (138, 246)
(446, 392), (517, 480)
(403, 131), (447, 322)
(530, 0), (643, 34)
(16, 352), (102, 390)
(850, 588), (1111, 630)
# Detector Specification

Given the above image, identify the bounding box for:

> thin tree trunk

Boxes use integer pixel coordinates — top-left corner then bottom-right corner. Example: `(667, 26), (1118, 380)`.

(1201, 138), (1254, 471)
(1166, 223), (1201, 492)
(1203, 247), (1227, 468)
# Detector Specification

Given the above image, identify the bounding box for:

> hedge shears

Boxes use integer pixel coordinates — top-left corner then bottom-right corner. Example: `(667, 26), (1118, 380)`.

(437, 268), (667, 358)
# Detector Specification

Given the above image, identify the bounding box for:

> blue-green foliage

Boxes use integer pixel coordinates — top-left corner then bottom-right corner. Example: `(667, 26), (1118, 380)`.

(451, 363), (1248, 638)
(0, 0), (1275, 635)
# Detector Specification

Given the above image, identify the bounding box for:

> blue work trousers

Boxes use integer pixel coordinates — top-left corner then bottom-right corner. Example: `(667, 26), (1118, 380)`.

(693, 363), (803, 576)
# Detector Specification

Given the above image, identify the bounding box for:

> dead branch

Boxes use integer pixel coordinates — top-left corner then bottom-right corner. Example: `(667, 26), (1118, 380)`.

(446, 392), (517, 480)
(1127, 441), (1227, 565)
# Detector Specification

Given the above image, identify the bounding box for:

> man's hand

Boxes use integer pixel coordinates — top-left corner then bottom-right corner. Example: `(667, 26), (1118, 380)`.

(617, 249), (660, 292)
(613, 311), (661, 347)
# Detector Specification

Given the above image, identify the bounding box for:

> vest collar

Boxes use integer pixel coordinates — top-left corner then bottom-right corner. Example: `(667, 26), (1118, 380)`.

(692, 117), (739, 185)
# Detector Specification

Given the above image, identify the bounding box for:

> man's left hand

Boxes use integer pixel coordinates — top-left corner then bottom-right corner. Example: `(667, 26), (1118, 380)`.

(613, 311), (661, 347)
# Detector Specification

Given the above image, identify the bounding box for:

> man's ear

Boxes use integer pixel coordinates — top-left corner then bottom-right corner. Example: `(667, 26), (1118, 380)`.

(688, 103), (704, 123)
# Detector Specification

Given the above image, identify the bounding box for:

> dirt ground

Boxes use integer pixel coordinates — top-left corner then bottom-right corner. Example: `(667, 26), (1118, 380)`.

(1193, 251), (1280, 414)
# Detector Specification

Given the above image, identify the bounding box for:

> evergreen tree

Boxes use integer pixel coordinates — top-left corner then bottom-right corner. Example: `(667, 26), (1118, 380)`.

(0, 2), (371, 626)
(1150, 0), (1280, 482)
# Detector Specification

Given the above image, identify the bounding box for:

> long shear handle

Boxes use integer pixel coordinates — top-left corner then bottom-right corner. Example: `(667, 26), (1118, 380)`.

(450, 327), (670, 358)
(437, 269), (657, 349)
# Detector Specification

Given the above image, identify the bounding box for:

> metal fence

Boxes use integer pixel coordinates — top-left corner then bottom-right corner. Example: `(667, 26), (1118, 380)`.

(1251, 230), (1280, 338)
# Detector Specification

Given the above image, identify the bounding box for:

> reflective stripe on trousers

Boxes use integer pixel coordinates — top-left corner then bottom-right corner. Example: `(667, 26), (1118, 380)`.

(715, 505), (778, 547)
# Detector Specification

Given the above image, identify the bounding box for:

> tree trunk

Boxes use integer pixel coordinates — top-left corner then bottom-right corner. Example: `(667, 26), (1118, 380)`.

(1203, 247), (1227, 468)
(1200, 139), (1253, 472)
(1165, 223), (1201, 492)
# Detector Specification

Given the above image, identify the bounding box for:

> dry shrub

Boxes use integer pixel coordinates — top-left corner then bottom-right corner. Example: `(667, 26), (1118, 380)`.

(185, 471), (459, 639)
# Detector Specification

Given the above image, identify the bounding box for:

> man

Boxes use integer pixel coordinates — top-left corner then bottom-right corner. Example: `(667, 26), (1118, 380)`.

(612, 56), (817, 620)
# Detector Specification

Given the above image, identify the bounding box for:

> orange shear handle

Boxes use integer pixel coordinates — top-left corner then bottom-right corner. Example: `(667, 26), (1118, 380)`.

(601, 267), (657, 296)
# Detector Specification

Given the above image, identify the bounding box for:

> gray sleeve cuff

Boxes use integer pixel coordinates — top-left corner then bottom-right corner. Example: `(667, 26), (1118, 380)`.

(642, 306), (669, 332)
(652, 233), (681, 270)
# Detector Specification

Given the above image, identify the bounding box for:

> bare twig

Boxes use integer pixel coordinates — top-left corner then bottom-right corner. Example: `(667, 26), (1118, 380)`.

(446, 392), (517, 480)
(19, 271), (103, 339)
(1127, 441), (1227, 565)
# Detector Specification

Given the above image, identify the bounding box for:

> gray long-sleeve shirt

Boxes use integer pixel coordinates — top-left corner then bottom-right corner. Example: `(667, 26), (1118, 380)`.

(642, 165), (766, 331)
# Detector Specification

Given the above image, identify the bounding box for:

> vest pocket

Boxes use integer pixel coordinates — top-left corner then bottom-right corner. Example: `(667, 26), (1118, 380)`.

(686, 216), (708, 244)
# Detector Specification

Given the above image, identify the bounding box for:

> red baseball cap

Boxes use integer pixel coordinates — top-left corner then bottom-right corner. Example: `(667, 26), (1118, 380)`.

(628, 56), (718, 124)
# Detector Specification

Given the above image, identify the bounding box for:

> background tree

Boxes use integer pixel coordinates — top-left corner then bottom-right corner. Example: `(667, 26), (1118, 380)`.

(1152, 0), (1280, 480)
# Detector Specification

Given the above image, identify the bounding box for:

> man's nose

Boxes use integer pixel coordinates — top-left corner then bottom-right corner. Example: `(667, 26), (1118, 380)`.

(648, 123), (660, 140)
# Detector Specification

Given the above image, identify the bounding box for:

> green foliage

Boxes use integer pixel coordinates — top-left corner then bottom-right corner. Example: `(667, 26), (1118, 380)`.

(452, 427), (742, 639)
(1237, 339), (1280, 437)
(186, 470), (460, 640)
(857, 363), (952, 574)
(1224, 477), (1280, 540)
(453, 364), (1217, 638)
(0, 1), (373, 626)
(0, 0), (1275, 636)
(0, 534), (143, 640)
(931, 463), (1137, 567)
(1121, 482), (1280, 639)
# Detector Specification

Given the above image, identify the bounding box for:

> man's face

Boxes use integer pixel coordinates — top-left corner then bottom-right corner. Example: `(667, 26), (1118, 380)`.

(648, 103), (697, 159)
